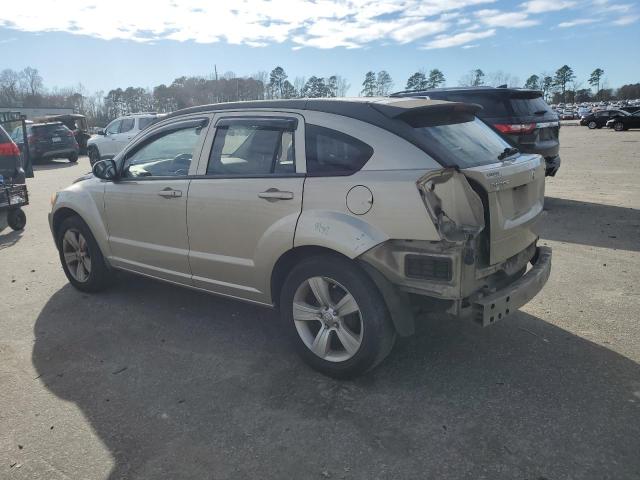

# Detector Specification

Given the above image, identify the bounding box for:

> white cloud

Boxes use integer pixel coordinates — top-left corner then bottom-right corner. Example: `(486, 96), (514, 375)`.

(558, 18), (597, 27)
(0, 0), (508, 50)
(423, 28), (496, 49)
(521, 0), (577, 13)
(475, 9), (539, 28)
(612, 14), (639, 25)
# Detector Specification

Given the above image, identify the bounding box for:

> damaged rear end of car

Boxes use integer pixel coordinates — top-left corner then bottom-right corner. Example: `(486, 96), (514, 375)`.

(358, 98), (551, 329)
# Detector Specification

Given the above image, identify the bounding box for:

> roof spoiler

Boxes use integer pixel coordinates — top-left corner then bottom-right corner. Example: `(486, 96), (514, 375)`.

(370, 100), (482, 127)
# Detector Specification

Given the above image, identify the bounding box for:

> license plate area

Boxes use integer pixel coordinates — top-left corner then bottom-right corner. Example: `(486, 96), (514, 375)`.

(52, 136), (61, 142)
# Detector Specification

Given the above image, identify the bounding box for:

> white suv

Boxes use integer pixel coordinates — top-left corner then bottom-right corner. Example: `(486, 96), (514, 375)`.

(50, 98), (551, 377)
(87, 113), (162, 165)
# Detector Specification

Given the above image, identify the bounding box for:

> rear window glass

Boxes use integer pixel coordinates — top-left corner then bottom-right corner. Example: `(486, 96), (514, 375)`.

(412, 118), (511, 169)
(31, 124), (70, 135)
(509, 96), (550, 116)
(138, 117), (157, 131)
(438, 93), (509, 117)
(305, 125), (373, 176)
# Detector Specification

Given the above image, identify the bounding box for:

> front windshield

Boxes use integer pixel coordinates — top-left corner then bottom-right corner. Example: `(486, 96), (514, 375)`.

(413, 117), (512, 168)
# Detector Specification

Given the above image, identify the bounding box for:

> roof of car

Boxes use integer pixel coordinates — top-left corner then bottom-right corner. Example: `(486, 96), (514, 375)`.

(390, 86), (543, 97)
(166, 96), (480, 126)
(166, 97), (480, 169)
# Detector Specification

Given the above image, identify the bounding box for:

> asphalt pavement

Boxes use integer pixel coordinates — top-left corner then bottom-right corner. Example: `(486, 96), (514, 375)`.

(1, 125), (639, 479)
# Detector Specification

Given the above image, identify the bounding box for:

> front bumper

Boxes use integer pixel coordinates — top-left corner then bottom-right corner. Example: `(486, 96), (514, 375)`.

(471, 246), (551, 326)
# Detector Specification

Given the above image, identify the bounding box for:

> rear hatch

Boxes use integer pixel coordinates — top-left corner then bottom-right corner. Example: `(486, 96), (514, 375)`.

(409, 113), (545, 265)
(498, 91), (559, 159)
(30, 123), (76, 150)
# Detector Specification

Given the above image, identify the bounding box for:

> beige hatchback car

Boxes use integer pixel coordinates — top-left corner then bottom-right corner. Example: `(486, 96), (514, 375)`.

(50, 98), (551, 377)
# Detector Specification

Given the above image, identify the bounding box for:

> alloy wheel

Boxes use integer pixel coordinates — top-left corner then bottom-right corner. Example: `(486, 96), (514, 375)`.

(62, 229), (92, 282)
(292, 276), (363, 362)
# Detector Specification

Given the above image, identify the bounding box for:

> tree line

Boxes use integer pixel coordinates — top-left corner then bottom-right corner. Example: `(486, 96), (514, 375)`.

(1, 65), (638, 127)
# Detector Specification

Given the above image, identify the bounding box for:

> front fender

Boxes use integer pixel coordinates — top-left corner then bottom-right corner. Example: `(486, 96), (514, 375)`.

(294, 210), (389, 259)
(51, 181), (110, 259)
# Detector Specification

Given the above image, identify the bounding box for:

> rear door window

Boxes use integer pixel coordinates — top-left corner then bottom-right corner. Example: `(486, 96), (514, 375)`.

(305, 125), (373, 176)
(206, 118), (296, 176)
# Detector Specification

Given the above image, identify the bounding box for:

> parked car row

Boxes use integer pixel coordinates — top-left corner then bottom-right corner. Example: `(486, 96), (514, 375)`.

(10, 122), (79, 163)
(579, 109), (640, 130)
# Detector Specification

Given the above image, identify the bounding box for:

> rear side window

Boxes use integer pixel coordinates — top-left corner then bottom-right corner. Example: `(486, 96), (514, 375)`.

(305, 125), (373, 176)
(207, 119), (295, 176)
(138, 117), (157, 131)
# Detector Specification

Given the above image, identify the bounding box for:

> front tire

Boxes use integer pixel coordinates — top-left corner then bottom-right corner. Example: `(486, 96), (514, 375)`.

(588, 121), (597, 129)
(280, 255), (395, 378)
(56, 215), (113, 292)
(7, 208), (26, 231)
(87, 146), (100, 166)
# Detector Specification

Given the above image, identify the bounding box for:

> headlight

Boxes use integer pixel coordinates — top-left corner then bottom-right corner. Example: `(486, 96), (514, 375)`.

(10, 193), (25, 204)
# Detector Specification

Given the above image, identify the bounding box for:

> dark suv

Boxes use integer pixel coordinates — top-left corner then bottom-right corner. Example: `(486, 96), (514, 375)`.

(11, 122), (79, 164)
(391, 87), (561, 176)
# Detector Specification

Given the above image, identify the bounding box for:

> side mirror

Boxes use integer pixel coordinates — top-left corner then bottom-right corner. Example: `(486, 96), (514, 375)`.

(97, 128), (105, 136)
(92, 159), (118, 180)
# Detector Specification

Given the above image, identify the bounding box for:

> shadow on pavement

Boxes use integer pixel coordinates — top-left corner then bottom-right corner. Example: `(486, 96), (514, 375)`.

(33, 277), (640, 479)
(0, 228), (23, 250)
(32, 160), (81, 171)
(542, 196), (640, 252)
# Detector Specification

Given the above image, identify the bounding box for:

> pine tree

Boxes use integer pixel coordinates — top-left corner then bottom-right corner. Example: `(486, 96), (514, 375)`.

(553, 65), (575, 103)
(361, 71), (377, 97)
(524, 74), (540, 90)
(376, 70), (393, 96)
(406, 72), (427, 91)
(589, 68), (604, 100)
(426, 69), (445, 88)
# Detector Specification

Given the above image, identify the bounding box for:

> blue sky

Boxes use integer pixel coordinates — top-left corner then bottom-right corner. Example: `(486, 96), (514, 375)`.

(0, 0), (638, 96)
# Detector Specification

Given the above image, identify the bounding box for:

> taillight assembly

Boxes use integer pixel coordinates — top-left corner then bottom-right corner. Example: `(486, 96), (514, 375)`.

(493, 123), (536, 135)
(0, 141), (20, 156)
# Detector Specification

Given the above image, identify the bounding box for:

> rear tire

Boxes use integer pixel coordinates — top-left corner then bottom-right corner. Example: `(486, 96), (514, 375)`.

(7, 208), (26, 231)
(68, 152), (78, 163)
(588, 121), (597, 129)
(280, 255), (395, 378)
(613, 121), (625, 132)
(56, 215), (113, 292)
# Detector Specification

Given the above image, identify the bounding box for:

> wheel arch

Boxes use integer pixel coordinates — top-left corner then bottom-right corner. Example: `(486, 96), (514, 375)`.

(270, 245), (415, 337)
(51, 202), (111, 261)
(270, 245), (350, 307)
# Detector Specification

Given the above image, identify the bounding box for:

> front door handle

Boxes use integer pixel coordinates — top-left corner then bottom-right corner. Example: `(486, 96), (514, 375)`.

(158, 188), (182, 198)
(258, 188), (294, 201)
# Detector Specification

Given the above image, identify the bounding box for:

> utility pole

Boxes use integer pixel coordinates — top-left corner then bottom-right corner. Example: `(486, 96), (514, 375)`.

(214, 65), (219, 103)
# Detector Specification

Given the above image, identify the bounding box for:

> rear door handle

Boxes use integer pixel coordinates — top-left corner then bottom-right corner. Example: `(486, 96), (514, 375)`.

(158, 188), (182, 198)
(258, 189), (294, 201)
